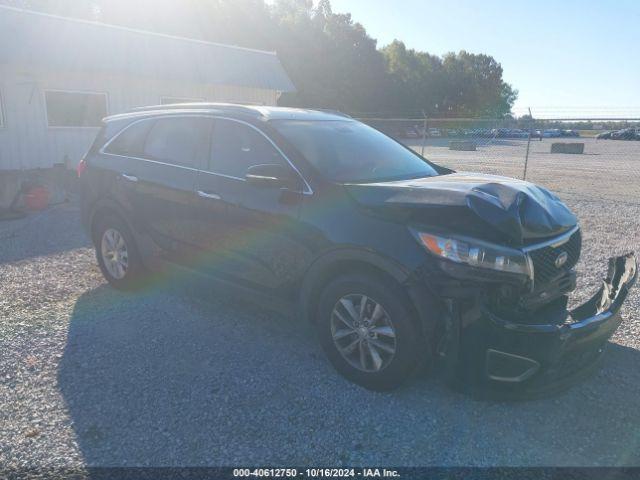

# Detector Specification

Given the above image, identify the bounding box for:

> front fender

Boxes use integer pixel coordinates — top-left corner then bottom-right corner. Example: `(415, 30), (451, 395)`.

(297, 247), (412, 324)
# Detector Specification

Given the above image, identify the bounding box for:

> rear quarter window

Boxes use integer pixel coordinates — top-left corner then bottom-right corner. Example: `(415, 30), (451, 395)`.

(104, 120), (155, 157)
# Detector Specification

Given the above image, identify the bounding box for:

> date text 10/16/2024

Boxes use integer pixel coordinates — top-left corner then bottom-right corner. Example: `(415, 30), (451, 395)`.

(233, 468), (401, 478)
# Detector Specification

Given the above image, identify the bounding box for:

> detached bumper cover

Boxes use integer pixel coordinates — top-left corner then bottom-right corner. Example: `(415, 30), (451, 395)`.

(456, 253), (637, 396)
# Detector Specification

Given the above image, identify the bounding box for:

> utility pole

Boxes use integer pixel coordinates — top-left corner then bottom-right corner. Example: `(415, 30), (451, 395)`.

(523, 107), (533, 181)
(420, 111), (428, 157)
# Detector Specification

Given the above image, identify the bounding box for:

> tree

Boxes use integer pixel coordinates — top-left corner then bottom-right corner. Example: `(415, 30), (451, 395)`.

(440, 51), (517, 117)
(381, 40), (443, 116)
(270, 0), (390, 113)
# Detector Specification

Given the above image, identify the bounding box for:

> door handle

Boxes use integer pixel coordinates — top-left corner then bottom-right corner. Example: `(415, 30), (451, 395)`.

(197, 190), (222, 200)
(121, 173), (138, 182)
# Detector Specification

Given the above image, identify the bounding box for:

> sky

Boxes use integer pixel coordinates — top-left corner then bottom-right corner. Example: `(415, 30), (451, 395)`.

(329, 0), (640, 118)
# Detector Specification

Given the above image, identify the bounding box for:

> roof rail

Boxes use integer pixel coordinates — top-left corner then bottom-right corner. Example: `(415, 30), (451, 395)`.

(313, 109), (352, 119)
(128, 102), (264, 117)
(106, 104), (352, 123)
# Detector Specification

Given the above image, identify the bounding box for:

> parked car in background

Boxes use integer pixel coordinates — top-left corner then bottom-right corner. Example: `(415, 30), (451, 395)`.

(560, 129), (580, 137)
(612, 128), (640, 140)
(529, 130), (543, 139)
(595, 128), (640, 140)
(611, 128), (632, 140)
(385, 125), (420, 140)
(402, 126), (420, 139)
(428, 128), (441, 137)
(542, 129), (562, 138)
(514, 129), (530, 138)
(491, 128), (529, 139)
(596, 131), (613, 140)
(79, 104), (637, 395)
(462, 129), (475, 137)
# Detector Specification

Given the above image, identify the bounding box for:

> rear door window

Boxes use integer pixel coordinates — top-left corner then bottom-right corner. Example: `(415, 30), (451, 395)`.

(209, 119), (285, 177)
(143, 117), (212, 169)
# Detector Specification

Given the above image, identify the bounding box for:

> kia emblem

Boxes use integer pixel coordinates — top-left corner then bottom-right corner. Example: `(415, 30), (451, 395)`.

(555, 251), (568, 268)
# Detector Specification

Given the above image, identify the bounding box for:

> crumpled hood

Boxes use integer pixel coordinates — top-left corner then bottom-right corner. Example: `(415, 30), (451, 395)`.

(344, 173), (577, 244)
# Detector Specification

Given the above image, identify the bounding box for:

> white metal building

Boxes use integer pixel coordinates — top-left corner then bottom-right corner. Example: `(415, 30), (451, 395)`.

(0, 5), (295, 171)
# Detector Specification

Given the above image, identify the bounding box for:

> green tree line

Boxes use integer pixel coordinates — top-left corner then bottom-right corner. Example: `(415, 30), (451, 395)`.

(4, 0), (517, 117)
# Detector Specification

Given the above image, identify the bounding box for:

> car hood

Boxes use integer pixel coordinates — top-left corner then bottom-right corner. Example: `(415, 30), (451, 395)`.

(344, 173), (577, 245)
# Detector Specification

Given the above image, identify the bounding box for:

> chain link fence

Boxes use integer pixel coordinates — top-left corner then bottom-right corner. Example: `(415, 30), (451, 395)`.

(357, 116), (640, 204)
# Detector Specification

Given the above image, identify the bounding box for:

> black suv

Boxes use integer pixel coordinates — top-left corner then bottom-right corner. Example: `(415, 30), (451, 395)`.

(79, 104), (636, 395)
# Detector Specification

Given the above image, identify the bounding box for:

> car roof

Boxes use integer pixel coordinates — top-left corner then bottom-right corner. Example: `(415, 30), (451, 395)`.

(103, 103), (353, 124)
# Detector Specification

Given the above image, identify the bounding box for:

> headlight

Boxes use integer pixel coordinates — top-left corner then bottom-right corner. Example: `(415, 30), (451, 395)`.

(415, 231), (531, 277)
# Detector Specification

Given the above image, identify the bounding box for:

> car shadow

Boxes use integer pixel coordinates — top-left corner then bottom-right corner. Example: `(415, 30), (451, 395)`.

(59, 281), (640, 466)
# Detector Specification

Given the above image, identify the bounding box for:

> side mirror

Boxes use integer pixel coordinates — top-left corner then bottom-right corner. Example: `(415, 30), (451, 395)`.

(245, 164), (301, 190)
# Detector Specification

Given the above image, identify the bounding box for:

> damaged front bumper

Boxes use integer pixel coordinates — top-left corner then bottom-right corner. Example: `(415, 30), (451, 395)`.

(449, 253), (637, 397)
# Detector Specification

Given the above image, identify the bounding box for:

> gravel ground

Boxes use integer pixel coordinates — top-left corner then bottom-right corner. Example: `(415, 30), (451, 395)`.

(408, 137), (640, 203)
(1, 181), (639, 468)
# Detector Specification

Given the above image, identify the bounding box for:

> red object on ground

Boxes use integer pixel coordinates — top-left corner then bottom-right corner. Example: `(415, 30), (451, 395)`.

(24, 186), (50, 211)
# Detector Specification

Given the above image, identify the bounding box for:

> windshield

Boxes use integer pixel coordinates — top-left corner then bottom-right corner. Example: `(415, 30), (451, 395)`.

(271, 120), (439, 183)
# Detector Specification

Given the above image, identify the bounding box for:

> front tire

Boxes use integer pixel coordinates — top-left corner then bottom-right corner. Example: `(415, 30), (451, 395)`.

(315, 273), (424, 391)
(94, 214), (145, 290)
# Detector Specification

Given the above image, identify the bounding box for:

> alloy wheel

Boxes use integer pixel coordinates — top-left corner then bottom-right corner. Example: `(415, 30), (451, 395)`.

(330, 294), (397, 373)
(100, 228), (129, 280)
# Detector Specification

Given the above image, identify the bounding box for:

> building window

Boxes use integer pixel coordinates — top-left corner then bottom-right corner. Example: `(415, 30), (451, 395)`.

(160, 96), (204, 105)
(45, 90), (108, 127)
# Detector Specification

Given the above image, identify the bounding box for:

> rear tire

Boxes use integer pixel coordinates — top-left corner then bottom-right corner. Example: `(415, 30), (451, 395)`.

(315, 273), (424, 391)
(94, 214), (145, 291)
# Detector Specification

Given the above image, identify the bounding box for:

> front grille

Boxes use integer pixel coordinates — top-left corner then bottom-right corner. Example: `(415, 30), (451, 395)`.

(528, 229), (581, 288)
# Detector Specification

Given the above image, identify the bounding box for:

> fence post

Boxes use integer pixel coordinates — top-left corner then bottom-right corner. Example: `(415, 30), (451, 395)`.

(523, 107), (533, 181)
(420, 112), (428, 157)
